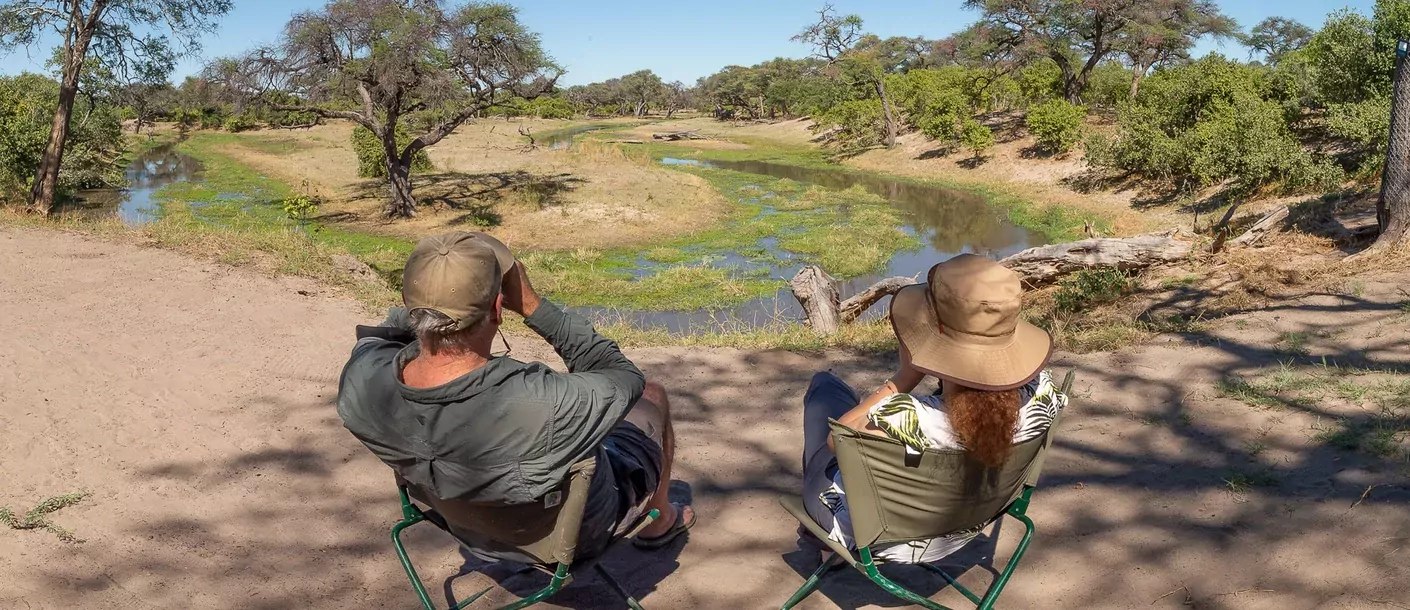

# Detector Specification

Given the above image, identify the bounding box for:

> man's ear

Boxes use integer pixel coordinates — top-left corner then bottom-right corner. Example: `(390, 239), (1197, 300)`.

(491, 293), (504, 325)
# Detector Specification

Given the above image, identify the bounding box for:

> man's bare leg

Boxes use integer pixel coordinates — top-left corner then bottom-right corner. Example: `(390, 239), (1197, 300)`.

(633, 381), (694, 539)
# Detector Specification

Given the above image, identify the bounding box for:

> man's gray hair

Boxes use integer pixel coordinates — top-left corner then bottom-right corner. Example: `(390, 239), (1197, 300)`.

(409, 308), (485, 355)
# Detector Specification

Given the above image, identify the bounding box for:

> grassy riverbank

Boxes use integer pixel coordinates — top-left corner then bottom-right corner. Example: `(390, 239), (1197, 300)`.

(603, 120), (1103, 243)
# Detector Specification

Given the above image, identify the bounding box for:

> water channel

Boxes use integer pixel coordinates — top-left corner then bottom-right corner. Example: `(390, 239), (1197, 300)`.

(66, 138), (1045, 333)
(59, 144), (198, 223)
(577, 157), (1044, 332)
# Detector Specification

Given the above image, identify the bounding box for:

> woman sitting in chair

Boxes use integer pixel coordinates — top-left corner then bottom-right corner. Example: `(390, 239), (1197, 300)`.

(800, 254), (1068, 563)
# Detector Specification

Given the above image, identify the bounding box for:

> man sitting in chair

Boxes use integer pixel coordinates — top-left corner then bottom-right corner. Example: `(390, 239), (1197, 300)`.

(799, 254), (1067, 563)
(337, 232), (695, 561)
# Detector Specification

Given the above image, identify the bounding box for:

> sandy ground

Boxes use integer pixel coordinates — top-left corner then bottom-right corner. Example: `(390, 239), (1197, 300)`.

(2, 228), (1409, 610)
(211, 119), (732, 252)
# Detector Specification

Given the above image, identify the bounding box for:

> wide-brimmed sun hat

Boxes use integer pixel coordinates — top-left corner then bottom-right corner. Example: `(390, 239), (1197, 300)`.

(889, 253), (1053, 391)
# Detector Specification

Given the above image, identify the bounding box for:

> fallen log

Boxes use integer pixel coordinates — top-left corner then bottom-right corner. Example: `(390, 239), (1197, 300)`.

(270, 121), (320, 130)
(999, 234), (1193, 285)
(604, 139), (644, 144)
(790, 266), (917, 333)
(651, 130), (705, 141)
(1229, 206), (1289, 248)
(839, 276), (915, 323)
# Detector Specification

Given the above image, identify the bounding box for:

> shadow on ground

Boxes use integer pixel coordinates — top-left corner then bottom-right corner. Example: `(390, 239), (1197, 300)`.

(6, 230), (1408, 609)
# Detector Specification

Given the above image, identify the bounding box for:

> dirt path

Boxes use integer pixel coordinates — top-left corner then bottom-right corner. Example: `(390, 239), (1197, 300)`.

(2, 228), (1407, 609)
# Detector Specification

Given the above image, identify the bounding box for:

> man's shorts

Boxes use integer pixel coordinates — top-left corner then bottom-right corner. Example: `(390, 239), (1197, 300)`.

(603, 397), (666, 535)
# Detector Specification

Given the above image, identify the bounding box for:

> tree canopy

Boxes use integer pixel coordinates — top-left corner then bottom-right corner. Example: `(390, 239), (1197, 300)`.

(245, 0), (560, 218)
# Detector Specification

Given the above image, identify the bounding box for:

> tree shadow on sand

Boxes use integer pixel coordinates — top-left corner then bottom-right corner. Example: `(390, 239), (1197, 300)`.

(27, 288), (1410, 608)
(352, 170), (586, 226)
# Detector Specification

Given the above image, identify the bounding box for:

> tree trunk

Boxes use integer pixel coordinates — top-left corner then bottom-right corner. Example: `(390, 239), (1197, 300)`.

(1129, 65), (1145, 99)
(29, 41), (92, 215)
(386, 163), (416, 218)
(874, 79), (897, 149)
(789, 266), (841, 335)
(1368, 44), (1410, 252)
(382, 131), (416, 218)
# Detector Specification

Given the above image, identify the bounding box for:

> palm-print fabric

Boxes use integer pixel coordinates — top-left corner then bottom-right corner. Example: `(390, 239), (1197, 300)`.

(817, 370), (1067, 564)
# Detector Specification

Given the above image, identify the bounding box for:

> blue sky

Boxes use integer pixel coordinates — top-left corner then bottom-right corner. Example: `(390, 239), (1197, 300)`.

(0, 0), (1378, 86)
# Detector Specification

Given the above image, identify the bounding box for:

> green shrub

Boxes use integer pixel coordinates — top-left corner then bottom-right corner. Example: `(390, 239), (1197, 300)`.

(1327, 96), (1391, 176)
(0, 73), (125, 203)
(959, 119), (995, 159)
(814, 99), (887, 151)
(1087, 55), (1343, 194)
(281, 193), (320, 220)
(351, 125), (434, 178)
(1084, 63), (1132, 108)
(1018, 59), (1063, 105)
(1054, 268), (1134, 312)
(1025, 99), (1086, 153)
(890, 68), (979, 150)
(222, 114), (257, 133)
(198, 109), (224, 130)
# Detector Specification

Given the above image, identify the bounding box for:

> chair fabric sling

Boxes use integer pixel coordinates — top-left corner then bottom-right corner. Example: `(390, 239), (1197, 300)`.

(778, 370), (1074, 610)
(391, 457), (659, 610)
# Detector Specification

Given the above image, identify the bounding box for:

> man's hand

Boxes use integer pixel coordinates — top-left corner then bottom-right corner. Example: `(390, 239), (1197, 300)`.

(501, 261), (542, 318)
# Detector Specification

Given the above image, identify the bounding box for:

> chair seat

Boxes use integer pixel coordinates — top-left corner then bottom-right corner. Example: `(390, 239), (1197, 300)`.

(779, 495), (858, 565)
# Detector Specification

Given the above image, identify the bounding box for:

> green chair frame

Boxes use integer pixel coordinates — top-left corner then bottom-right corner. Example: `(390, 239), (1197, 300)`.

(778, 371), (1074, 610)
(391, 459), (659, 610)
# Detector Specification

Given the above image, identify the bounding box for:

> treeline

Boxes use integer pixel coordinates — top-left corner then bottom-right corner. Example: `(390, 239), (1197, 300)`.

(644, 0), (1409, 198)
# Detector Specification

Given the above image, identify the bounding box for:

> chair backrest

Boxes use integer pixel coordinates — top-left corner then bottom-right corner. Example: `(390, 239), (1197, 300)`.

(400, 457), (596, 566)
(830, 420), (1051, 549)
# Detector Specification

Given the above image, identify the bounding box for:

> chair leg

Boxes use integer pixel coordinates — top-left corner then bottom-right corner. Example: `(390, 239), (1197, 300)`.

(496, 563), (572, 610)
(392, 516), (437, 610)
(918, 563), (983, 606)
(780, 554), (844, 610)
(856, 548), (956, 610)
(976, 513), (1035, 610)
(594, 564), (647, 610)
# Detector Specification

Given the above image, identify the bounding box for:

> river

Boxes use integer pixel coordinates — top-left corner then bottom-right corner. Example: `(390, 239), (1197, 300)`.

(574, 156), (1044, 332)
(64, 137), (1044, 333)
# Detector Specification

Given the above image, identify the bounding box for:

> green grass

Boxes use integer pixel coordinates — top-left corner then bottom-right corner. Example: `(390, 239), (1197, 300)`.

(595, 315), (898, 352)
(1217, 376), (1282, 408)
(1, 490), (91, 543)
(624, 135), (1100, 243)
(1275, 331), (1311, 356)
(1160, 273), (1201, 288)
(1223, 469), (1280, 494)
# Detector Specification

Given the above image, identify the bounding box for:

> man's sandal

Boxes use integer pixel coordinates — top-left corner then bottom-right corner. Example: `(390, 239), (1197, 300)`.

(632, 502), (696, 550)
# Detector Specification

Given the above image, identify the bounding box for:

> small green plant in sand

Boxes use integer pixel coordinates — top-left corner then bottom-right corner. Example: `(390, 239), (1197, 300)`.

(1, 490), (91, 543)
(280, 180), (322, 221)
(1275, 331), (1310, 356)
(1053, 268), (1134, 312)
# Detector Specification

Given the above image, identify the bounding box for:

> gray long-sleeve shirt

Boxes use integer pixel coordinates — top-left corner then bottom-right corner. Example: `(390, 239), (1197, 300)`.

(336, 301), (647, 554)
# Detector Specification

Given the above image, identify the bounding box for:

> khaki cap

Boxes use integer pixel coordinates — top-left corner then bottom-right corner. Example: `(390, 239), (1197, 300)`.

(402, 232), (517, 331)
(889, 254), (1052, 391)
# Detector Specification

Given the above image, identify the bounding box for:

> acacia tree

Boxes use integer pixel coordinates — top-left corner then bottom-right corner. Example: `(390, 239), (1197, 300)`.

(1120, 0), (1235, 98)
(794, 4), (899, 148)
(1243, 17), (1313, 65)
(252, 0), (559, 218)
(0, 0), (229, 214)
(619, 69), (665, 118)
(965, 0), (1231, 103)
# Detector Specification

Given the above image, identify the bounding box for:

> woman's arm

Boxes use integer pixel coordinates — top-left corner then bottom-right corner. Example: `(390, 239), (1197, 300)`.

(829, 345), (926, 450)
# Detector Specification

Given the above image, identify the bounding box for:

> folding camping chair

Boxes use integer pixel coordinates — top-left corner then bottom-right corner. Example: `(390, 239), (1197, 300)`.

(778, 371), (1074, 610)
(391, 457), (660, 610)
